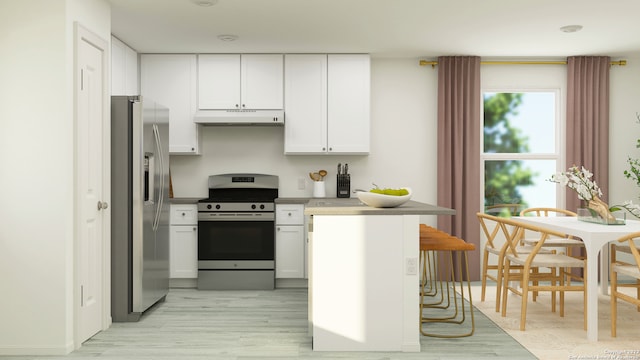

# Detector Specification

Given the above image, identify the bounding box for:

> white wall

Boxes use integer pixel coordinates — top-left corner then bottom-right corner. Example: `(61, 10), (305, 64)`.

(610, 56), (640, 208)
(0, 0), (110, 355)
(169, 58), (440, 222)
(171, 57), (640, 217)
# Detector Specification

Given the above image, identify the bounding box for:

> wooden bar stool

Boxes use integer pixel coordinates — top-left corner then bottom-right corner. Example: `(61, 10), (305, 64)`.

(420, 225), (448, 307)
(419, 224), (476, 338)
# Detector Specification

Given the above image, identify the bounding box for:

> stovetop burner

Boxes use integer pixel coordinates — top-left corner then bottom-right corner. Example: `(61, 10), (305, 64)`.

(198, 173), (279, 211)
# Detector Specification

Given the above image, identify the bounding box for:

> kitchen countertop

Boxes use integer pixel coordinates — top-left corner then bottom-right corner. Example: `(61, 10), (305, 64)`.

(304, 197), (456, 216)
(275, 197), (313, 204)
(169, 197), (203, 204)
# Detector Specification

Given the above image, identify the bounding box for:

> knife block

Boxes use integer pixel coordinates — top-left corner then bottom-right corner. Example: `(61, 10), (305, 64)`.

(337, 174), (350, 198)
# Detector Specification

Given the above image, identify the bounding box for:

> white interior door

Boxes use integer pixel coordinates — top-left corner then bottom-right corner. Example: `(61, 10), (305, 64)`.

(76, 25), (109, 345)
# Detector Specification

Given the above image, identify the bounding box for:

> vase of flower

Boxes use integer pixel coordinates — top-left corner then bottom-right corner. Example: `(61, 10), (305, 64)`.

(587, 196), (616, 222)
(550, 165), (623, 224)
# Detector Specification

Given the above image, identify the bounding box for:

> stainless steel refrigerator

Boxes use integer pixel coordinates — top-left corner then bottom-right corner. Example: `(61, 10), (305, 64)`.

(111, 95), (170, 322)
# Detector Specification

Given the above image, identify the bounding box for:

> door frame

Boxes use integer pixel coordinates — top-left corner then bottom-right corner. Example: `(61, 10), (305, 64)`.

(73, 22), (111, 349)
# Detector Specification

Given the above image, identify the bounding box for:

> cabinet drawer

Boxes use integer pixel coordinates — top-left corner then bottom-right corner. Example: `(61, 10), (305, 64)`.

(276, 204), (305, 225)
(170, 204), (198, 225)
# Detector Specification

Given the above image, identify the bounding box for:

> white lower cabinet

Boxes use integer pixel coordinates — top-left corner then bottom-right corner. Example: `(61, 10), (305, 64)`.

(275, 204), (306, 279)
(169, 204), (198, 279)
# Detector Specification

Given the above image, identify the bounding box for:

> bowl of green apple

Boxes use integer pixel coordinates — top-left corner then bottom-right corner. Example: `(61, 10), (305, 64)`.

(356, 186), (412, 208)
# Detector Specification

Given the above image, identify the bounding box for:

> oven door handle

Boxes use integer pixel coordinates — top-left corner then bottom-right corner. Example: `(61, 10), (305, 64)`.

(198, 213), (275, 221)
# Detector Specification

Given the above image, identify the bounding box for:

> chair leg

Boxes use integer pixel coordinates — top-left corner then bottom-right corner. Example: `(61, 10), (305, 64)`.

(495, 255), (503, 313)
(481, 250), (489, 302)
(501, 261), (510, 317)
(520, 269), (530, 331)
(611, 248), (617, 337)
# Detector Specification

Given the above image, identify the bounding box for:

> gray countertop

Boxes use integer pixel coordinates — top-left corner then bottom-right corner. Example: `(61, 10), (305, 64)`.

(304, 198), (456, 216)
(275, 197), (313, 204)
(169, 197), (203, 204)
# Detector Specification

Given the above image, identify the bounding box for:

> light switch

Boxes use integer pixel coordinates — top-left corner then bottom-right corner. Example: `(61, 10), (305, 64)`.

(406, 257), (417, 275)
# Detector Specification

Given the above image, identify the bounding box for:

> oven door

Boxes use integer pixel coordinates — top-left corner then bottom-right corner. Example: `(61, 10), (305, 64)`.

(198, 212), (275, 266)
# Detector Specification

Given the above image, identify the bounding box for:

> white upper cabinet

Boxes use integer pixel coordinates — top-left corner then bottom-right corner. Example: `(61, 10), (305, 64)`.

(198, 54), (283, 110)
(140, 54), (200, 154)
(284, 54), (370, 154)
(111, 36), (138, 95)
(327, 54), (370, 154)
(284, 54), (328, 153)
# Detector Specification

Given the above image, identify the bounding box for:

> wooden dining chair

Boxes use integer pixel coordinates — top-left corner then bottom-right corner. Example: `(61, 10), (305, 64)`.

(498, 216), (587, 331)
(477, 212), (552, 312)
(610, 232), (640, 337)
(519, 208), (585, 286)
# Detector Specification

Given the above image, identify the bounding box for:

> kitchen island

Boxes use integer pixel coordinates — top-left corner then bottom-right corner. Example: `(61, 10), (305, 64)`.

(304, 198), (455, 352)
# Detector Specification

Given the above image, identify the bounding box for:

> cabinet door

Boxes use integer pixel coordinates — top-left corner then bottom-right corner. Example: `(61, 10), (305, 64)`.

(124, 45), (138, 95)
(111, 36), (138, 96)
(111, 36), (125, 95)
(141, 54), (199, 154)
(241, 54), (283, 109)
(170, 225), (198, 278)
(198, 54), (241, 109)
(327, 54), (370, 154)
(276, 225), (305, 278)
(284, 54), (328, 154)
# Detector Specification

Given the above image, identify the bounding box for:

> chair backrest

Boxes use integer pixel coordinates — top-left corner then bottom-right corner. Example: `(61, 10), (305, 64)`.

(477, 212), (570, 260)
(477, 212), (524, 257)
(520, 207), (576, 217)
(485, 203), (523, 217)
(616, 232), (640, 271)
(519, 207), (577, 242)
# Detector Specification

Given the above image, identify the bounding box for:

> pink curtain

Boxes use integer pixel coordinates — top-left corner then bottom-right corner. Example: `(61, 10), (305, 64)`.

(565, 56), (611, 212)
(437, 56), (482, 279)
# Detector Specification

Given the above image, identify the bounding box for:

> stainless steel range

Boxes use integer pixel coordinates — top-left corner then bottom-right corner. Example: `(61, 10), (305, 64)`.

(197, 173), (278, 290)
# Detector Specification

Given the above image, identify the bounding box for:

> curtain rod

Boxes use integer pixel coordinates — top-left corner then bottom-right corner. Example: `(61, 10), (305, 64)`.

(419, 59), (627, 68)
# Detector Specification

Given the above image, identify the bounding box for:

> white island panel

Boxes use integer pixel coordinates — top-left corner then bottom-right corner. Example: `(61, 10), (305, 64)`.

(311, 214), (420, 352)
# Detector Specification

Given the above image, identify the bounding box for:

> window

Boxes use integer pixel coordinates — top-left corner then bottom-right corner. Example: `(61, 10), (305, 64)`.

(482, 91), (560, 216)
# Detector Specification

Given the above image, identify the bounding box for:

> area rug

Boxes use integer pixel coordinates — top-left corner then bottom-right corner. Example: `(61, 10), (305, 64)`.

(471, 284), (640, 360)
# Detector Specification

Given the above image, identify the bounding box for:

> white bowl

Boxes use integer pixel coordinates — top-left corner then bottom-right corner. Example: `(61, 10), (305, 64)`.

(356, 188), (412, 208)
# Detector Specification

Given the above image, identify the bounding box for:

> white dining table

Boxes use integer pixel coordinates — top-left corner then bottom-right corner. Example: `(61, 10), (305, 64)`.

(513, 216), (640, 341)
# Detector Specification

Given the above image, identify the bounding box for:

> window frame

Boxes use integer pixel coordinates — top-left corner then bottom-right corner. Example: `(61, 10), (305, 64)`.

(480, 88), (565, 214)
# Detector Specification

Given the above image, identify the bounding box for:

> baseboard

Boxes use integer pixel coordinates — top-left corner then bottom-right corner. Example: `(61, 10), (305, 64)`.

(276, 278), (308, 288)
(170, 278), (197, 288)
(0, 342), (73, 356)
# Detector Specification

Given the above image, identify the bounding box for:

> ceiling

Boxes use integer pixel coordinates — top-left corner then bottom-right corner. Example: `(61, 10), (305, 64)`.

(109, 0), (640, 59)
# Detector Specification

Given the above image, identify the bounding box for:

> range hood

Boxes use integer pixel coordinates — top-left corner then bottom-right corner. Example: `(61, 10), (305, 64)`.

(194, 109), (284, 126)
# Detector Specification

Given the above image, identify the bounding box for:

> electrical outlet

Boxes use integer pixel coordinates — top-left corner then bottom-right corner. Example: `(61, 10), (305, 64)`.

(298, 177), (306, 190)
(406, 257), (417, 275)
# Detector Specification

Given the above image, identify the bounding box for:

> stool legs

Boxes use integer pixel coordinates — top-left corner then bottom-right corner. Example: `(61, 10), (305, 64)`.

(420, 249), (475, 338)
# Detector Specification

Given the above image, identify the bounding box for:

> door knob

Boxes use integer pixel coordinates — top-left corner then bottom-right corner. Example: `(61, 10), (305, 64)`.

(97, 201), (109, 210)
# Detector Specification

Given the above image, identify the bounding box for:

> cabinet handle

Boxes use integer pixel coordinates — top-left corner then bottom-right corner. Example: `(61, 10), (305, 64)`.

(288, 212), (292, 216)
(277, 227), (280, 231)
(193, 227), (196, 231)
(329, 147), (333, 151)
(242, 104), (246, 108)
(182, 212), (186, 216)
(235, 104), (239, 108)
(322, 147), (326, 151)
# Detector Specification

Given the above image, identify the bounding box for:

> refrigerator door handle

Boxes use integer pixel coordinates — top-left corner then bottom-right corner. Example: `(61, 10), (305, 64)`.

(152, 123), (163, 231)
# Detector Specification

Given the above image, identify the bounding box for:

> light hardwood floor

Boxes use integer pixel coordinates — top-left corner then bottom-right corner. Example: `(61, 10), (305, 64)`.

(6, 286), (535, 360)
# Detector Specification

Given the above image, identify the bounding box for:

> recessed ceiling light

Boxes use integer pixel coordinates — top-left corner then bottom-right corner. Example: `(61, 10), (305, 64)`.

(560, 25), (583, 33)
(218, 34), (238, 42)
(191, 0), (218, 6)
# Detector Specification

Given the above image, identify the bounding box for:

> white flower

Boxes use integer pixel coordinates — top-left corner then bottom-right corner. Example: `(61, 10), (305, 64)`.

(620, 200), (640, 218)
(548, 165), (602, 201)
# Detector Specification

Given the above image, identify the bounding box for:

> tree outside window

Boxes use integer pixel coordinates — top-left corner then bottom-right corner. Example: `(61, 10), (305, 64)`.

(482, 91), (558, 216)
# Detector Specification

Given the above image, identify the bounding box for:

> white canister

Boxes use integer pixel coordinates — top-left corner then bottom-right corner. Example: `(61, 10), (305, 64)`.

(313, 181), (326, 198)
